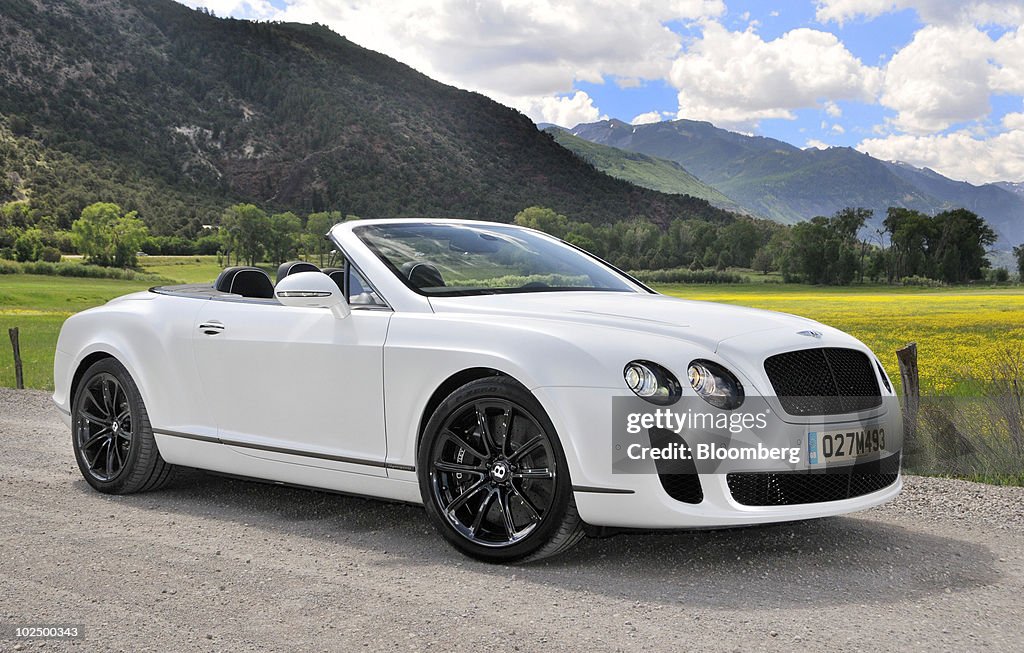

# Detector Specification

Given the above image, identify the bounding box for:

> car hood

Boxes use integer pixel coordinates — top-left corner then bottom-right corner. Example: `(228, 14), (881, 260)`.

(427, 291), (825, 350)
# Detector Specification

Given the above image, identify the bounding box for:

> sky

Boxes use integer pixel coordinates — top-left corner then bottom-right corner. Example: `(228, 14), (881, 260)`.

(178, 0), (1024, 185)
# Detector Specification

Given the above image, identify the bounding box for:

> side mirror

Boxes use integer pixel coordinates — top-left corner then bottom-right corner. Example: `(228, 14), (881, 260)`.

(274, 271), (350, 319)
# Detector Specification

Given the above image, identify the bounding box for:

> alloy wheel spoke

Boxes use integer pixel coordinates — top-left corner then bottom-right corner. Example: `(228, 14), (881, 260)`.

(84, 390), (107, 419)
(81, 428), (111, 451)
(508, 484), (542, 523)
(444, 478), (489, 514)
(435, 460), (486, 475)
(493, 408), (513, 457)
(441, 430), (488, 462)
(513, 467), (553, 480)
(81, 410), (111, 426)
(105, 440), (116, 477)
(509, 435), (544, 463)
(84, 439), (107, 468)
(102, 380), (115, 416)
(496, 487), (517, 537)
(470, 488), (497, 536)
(475, 403), (497, 456)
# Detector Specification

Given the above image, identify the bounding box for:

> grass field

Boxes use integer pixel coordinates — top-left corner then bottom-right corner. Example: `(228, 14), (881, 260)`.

(2, 257), (1022, 392)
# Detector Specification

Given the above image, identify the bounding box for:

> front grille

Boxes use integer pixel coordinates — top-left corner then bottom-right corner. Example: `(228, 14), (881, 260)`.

(764, 347), (882, 415)
(726, 452), (900, 506)
(649, 429), (703, 504)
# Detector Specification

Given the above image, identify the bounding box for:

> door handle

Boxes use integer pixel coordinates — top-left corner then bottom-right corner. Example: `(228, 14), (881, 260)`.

(199, 321), (225, 336)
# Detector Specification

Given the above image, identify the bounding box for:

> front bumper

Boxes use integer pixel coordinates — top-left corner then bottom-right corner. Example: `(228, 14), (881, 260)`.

(533, 386), (903, 529)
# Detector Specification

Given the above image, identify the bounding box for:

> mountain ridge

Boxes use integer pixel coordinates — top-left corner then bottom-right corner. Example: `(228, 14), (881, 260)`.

(568, 118), (1024, 244)
(541, 125), (746, 214)
(0, 0), (735, 234)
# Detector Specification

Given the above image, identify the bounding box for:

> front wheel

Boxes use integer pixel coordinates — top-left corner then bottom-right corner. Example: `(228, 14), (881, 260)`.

(71, 358), (176, 494)
(418, 377), (584, 562)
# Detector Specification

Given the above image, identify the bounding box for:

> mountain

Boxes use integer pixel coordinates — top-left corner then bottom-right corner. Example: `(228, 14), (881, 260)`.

(882, 161), (1024, 243)
(568, 119), (1024, 244)
(996, 181), (1024, 198)
(542, 126), (745, 214)
(0, 0), (735, 235)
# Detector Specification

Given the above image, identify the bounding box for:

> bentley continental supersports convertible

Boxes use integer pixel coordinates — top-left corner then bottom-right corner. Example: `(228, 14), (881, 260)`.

(54, 219), (902, 562)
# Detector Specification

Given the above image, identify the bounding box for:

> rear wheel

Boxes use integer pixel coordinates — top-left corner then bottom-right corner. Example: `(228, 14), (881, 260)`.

(418, 377), (584, 562)
(72, 358), (176, 494)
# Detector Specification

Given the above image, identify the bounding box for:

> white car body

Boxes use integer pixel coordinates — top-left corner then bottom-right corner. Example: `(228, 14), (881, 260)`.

(53, 219), (902, 533)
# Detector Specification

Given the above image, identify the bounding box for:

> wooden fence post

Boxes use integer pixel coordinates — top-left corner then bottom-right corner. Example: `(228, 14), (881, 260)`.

(8, 327), (24, 390)
(896, 342), (919, 452)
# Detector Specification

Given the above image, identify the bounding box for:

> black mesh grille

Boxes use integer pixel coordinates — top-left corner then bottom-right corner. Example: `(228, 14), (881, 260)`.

(649, 429), (703, 504)
(726, 452), (900, 506)
(764, 347), (882, 415)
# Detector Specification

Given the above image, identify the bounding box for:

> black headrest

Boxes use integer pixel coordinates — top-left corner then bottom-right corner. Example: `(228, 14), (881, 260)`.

(214, 267), (275, 299)
(322, 267), (346, 292)
(276, 260), (321, 285)
(400, 261), (445, 289)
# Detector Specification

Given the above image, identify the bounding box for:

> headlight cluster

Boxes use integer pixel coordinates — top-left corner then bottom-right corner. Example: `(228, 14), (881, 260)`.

(623, 361), (681, 406)
(623, 358), (744, 410)
(686, 359), (745, 410)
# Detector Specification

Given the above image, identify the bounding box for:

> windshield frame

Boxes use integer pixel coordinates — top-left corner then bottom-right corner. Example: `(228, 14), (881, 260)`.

(351, 222), (655, 298)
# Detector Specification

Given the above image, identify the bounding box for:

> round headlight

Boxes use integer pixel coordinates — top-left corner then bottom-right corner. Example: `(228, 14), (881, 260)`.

(623, 361), (681, 405)
(687, 359), (744, 410)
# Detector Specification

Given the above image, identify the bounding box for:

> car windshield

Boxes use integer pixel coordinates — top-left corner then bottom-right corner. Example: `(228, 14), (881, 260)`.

(353, 223), (643, 296)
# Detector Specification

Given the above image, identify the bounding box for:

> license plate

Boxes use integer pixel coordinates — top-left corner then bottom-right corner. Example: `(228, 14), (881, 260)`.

(807, 425), (886, 466)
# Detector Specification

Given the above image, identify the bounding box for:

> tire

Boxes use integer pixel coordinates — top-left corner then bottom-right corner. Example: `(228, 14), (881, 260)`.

(71, 357), (176, 494)
(418, 377), (584, 563)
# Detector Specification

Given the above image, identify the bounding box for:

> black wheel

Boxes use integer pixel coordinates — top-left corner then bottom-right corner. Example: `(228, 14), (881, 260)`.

(71, 358), (176, 494)
(418, 377), (584, 562)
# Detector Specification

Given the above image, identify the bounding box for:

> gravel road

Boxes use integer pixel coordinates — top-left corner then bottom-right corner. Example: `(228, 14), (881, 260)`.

(1, 387), (1022, 652)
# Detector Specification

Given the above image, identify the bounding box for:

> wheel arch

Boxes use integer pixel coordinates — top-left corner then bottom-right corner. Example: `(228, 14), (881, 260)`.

(416, 367), (522, 452)
(70, 351), (116, 405)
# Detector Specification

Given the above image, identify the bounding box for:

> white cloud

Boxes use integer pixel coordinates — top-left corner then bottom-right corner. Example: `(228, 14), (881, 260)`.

(857, 129), (1024, 184)
(824, 100), (842, 117)
(669, 23), (881, 130)
(879, 25), (1024, 133)
(816, 0), (1024, 26)
(880, 26), (994, 132)
(831, 123), (846, 134)
(993, 27), (1024, 95)
(263, 0), (724, 101)
(522, 91), (602, 127)
(805, 139), (831, 149)
(1003, 111), (1024, 130)
(631, 111), (663, 125)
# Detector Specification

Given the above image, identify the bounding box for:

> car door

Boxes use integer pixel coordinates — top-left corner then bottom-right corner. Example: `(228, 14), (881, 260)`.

(191, 296), (392, 477)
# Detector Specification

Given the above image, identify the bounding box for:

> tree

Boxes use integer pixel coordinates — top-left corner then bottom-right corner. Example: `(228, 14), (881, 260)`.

(785, 208), (868, 285)
(220, 204), (269, 266)
(1014, 244), (1024, 280)
(266, 211), (301, 265)
(71, 202), (149, 267)
(304, 211), (340, 266)
(13, 227), (43, 262)
(751, 247), (774, 275)
(717, 220), (761, 268)
(884, 208), (933, 280)
(514, 206), (571, 239)
(929, 209), (996, 283)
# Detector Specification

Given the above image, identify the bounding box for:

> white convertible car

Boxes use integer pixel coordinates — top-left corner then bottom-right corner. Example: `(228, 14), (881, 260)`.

(53, 219), (902, 562)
